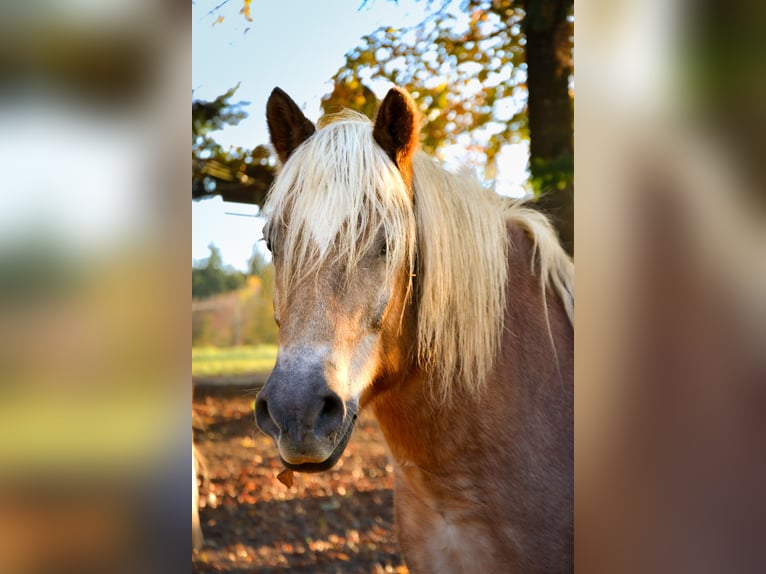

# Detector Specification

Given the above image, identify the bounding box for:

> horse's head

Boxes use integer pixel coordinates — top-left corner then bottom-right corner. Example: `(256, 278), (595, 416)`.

(255, 87), (420, 472)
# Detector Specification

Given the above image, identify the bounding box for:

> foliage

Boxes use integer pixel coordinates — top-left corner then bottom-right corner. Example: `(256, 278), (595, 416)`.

(192, 310), (217, 348)
(248, 247), (269, 277)
(530, 151), (574, 195)
(195, 0), (573, 200)
(326, 7), (528, 167)
(192, 85), (276, 204)
(324, 1), (571, 176)
(323, 1), (574, 255)
(197, 0), (573, 251)
(192, 344), (277, 377)
(192, 244), (246, 299)
(240, 263), (278, 346)
(192, 245), (277, 347)
(320, 77), (380, 120)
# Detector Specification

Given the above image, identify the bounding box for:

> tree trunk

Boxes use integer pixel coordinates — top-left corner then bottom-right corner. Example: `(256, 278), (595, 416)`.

(523, 0), (574, 255)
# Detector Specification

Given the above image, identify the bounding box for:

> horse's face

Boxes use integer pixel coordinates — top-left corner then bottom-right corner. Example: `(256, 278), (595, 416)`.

(256, 227), (411, 471)
(255, 87), (419, 472)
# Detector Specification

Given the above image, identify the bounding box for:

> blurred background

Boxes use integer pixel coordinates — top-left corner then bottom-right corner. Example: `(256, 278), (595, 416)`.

(576, 0), (766, 572)
(0, 0), (190, 570)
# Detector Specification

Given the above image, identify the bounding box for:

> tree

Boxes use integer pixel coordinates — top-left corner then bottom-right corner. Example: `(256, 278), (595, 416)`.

(192, 244), (246, 299)
(248, 246), (269, 277)
(241, 263), (278, 345)
(326, 0), (573, 253)
(521, 0), (573, 254)
(198, 0), (574, 253)
(193, 85), (276, 205)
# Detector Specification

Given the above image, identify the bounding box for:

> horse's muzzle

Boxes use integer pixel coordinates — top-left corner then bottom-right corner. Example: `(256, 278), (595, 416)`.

(255, 365), (356, 472)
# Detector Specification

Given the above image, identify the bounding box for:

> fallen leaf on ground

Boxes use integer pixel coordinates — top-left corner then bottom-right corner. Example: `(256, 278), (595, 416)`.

(277, 468), (294, 488)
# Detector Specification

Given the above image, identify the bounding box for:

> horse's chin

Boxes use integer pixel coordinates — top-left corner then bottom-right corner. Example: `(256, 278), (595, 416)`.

(280, 414), (357, 473)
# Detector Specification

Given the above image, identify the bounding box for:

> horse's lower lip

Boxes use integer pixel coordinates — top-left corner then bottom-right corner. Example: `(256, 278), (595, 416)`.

(280, 414), (357, 473)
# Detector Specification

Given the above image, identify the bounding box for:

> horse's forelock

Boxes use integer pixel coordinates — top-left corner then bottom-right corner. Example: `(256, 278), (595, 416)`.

(264, 116), (416, 298)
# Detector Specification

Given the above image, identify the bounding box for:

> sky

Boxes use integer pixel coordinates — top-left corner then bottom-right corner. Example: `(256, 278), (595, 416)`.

(192, 0), (529, 271)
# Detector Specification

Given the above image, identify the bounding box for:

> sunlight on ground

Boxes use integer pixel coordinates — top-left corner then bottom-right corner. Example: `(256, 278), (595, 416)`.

(192, 345), (277, 377)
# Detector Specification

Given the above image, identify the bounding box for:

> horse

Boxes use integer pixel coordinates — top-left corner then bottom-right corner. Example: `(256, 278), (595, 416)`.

(255, 86), (574, 573)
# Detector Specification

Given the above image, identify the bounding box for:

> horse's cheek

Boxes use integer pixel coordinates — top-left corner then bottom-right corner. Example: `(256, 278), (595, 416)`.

(344, 334), (383, 398)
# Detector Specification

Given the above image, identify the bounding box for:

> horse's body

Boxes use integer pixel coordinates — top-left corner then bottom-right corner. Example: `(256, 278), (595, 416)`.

(256, 86), (573, 572)
(371, 219), (573, 573)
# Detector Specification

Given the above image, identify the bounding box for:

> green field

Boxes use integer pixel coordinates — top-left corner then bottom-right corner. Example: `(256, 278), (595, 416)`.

(192, 345), (278, 377)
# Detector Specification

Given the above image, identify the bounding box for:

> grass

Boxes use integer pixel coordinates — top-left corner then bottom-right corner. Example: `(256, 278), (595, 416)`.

(192, 345), (278, 377)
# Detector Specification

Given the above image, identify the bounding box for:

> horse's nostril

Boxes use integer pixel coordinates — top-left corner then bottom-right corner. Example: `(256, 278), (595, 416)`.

(255, 395), (280, 435)
(315, 393), (344, 436)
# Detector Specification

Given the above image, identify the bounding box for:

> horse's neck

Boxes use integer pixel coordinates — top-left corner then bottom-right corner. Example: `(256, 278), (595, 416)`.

(367, 298), (466, 469)
(371, 221), (574, 570)
(371, 220), (573, 483)
(371, 372), (455, 466)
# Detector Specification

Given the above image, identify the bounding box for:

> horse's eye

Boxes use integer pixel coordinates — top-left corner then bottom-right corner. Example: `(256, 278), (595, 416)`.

(264, 236), (273, 253)
(380, 241), (388, 257)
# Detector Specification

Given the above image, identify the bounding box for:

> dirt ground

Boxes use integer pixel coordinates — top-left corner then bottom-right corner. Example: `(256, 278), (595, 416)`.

(192, 385), (407, 573)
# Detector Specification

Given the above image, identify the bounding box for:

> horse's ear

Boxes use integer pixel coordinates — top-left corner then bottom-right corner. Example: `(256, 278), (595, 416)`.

(266, 87), (316, 164)
(373, 87), (420, 177)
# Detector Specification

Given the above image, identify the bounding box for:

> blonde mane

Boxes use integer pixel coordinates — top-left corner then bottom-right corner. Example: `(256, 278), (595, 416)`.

(264, 111), (573, 403)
